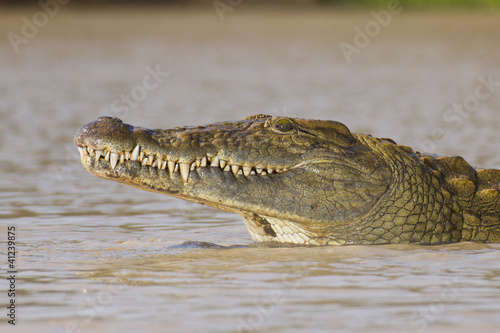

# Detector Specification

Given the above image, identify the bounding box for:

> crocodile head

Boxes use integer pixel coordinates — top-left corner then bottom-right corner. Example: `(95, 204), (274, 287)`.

(74, 115), (393, 245)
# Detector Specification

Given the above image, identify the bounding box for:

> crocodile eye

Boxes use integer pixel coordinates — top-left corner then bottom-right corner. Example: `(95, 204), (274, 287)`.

(275, 118), (294, 132)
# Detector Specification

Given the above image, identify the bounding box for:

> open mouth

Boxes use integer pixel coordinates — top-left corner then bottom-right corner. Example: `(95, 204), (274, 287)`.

(77, 145), (290, 182)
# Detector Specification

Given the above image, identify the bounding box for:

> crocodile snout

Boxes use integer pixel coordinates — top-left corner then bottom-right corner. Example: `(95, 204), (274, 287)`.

(74, 116), (136, 153)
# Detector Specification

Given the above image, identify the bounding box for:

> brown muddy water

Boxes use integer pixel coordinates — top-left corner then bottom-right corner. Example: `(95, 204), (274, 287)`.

(1, 5), (500, 333)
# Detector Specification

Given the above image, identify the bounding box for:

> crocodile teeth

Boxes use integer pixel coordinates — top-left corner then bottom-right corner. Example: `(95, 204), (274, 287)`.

(130, 145), (140, 161)
(231, 164), (242, 175)
(110, 152), (119, 169)
(78, 147), (88, 156)
(80, 144), (288, 179)
(168, 160), (175, 176)
(179, 163), (190, 182)
(243, 166), (252, 177)
(95, 150), (103, 161)
(210, 156), (219, 167)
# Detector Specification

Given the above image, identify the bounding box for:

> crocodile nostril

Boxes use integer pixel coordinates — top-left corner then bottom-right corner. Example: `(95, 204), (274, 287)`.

(96, 116), (123, 123)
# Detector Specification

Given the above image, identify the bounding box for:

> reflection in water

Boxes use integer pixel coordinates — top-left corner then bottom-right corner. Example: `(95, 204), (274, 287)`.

(1, 7), (500, 333)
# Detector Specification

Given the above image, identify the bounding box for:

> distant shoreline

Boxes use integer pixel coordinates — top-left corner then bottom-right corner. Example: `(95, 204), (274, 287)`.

(0, 0), (499, 10)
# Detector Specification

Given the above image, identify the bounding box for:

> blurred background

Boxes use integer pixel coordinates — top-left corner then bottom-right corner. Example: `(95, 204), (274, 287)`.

(1, 1), (500, 333)
(1, 0), (500, 6)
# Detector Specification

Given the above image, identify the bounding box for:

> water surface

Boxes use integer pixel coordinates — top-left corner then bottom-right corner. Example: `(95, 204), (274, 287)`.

(1, 7), (500, 333)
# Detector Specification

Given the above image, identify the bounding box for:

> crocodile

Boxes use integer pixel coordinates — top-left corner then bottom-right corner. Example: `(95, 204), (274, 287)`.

(74, 115), (500, 246)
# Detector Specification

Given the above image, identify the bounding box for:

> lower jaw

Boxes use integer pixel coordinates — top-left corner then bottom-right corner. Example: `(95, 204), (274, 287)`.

(81, 156), (342, 246)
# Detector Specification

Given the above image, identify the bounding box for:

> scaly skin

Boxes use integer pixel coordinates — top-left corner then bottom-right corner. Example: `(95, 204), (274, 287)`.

(74, 115), (500, 245)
